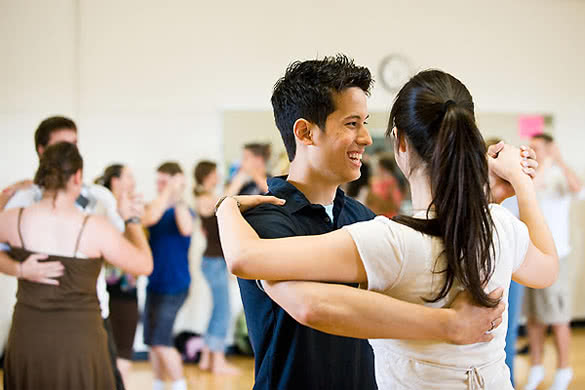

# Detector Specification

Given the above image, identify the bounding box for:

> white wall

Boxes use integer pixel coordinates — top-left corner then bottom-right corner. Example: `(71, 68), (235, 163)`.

(1, 0), (585, 343)
(4, 0), (584, 196)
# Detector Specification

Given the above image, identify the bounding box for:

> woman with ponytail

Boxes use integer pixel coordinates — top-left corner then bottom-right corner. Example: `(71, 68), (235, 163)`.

(213, 70), (558, 389)
(193, 160), (239, 375)
(0, 143), (152, 389)
(96, 164), (141, 386)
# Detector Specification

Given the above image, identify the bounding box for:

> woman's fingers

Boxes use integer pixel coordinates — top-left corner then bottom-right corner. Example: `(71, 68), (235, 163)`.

(479, 333), (495, 343)
(523, 157), (539, 169)
(520, 145), (537, 160)
(230, 195), (285, 213)
(487, 141), (505, 158)
(520, 146), (538, 178)
(260, 196), (286, 206)
(491, 316), (503, 330)
(523, 167), (536, 178)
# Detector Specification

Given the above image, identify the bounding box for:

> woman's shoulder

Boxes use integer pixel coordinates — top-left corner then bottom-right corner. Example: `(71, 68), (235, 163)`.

(373, 215), (434, 238)
(489, 203), (524, 228)
(488, 203), (529, 251)
(346, 215), (427, 249)
(83, 213), (116, 235)
(1, 207), (21, 220)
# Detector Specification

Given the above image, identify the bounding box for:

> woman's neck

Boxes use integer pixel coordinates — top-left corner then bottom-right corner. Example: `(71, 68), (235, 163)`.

(408, 171), (433, 211)
(39, 190), (79, 211)
(111, 189), (121, 202)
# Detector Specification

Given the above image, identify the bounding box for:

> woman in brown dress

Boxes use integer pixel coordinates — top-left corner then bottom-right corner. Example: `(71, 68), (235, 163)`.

(0, 142), (152, 390)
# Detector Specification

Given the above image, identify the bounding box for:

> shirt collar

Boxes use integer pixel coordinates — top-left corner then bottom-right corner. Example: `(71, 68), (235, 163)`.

(267, 176), (346, 217)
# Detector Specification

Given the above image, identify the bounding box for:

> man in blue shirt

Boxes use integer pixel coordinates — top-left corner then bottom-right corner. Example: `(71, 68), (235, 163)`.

(237, 55), (509, 389)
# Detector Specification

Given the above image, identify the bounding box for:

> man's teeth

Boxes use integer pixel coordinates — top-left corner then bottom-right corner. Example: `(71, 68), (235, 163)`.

(348, 153), (362, 161)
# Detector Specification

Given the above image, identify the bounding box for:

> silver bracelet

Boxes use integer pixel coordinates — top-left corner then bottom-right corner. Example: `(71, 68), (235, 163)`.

(125, 216), (142, 225)
(215, 196), (241, 215)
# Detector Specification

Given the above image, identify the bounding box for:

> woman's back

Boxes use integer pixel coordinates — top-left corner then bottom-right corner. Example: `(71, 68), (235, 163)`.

(14, 202), (101, 258)
(11, 247), (102, 312)
(345, 204), (529, 389)
(4, 207), (115, 390)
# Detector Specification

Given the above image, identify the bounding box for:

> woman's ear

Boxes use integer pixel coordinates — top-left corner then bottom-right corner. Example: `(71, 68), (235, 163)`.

(110, 176), (120, 192)
(398, 132), (408, 153)
(73, 169), (83, 186)
(293, 119), (314, 146)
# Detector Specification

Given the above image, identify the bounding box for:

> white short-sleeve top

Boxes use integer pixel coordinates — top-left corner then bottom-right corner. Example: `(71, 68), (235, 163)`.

(343, 204), (529, 369)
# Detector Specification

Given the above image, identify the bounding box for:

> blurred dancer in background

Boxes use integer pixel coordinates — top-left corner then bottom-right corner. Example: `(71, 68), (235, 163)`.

(194, 161), (239, 375)
(524, 134), (583, 390)
(0, 116), (129, 390)
(1, 142), (151, 389)
(96, 164), (142, 386)
(143, 162), (194, 390)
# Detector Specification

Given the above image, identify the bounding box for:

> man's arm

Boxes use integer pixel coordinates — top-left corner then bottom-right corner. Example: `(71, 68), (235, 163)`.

(0, 250), (21, 278)
(559, 162), (582, 194)
(0, 180), (34, 211)
(263, 280), (504, 344)
(551, 144), (583, 194)
(244, 207), (503, 345)
(0, 251), (63, 285)
(0, 189), (16, 212)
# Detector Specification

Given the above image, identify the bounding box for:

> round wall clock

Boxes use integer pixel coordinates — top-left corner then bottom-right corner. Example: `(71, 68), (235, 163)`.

(379, 54), (413, 94)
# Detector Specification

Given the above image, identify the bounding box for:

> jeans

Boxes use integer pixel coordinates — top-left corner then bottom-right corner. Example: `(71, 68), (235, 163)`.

(143, 289), (189, 347)
(201, 257), (231, 352)
(505, 280), (525, 387)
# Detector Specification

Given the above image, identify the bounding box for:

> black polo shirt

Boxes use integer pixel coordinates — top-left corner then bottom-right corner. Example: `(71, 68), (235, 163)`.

(238, 176), (378, 390)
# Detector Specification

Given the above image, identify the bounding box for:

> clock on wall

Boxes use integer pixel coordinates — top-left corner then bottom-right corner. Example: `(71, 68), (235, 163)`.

(379, 54), (413, 94)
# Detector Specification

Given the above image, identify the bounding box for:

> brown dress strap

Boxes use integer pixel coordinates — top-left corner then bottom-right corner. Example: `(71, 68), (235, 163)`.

(17, 208), (26, 250)
(73, 215), (91, 256)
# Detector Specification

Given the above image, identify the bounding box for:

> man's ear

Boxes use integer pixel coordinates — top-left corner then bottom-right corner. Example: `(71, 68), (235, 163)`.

(293, 119), (314, 146)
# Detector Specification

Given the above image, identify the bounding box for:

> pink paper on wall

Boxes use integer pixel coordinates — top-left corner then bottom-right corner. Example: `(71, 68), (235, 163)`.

(518, 115), (544, 138)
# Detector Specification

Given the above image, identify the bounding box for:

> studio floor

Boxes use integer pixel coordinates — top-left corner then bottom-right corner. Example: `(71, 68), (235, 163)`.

(2, 329), (584, 389)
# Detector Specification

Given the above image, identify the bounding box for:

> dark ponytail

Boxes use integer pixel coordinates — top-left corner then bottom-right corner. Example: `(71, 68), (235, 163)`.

(34, 142), (83, 191)
(95, 164), (124, 190)
(389, 70), (497, 307)
(193, 161), (217, 197)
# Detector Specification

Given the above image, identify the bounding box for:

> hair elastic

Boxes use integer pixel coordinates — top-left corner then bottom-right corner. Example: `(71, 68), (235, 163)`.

(443, 100), (456, 112)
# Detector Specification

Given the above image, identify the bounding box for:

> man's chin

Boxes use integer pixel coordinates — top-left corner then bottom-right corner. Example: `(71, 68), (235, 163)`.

(344, 173), (361, 185)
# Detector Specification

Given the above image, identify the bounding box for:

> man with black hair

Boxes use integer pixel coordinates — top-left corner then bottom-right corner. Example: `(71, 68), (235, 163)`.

(0, 115), (133, 390)
(235, 55), (514, 389)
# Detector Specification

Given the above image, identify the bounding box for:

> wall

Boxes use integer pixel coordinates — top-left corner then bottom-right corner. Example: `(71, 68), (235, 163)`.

(1, 0), (584, 344)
